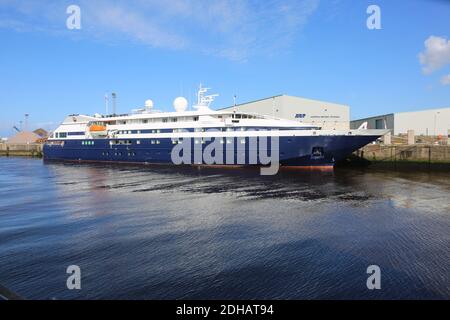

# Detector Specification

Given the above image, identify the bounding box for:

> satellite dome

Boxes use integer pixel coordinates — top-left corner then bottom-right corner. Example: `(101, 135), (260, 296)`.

(145, 99), (154, 109)
(173, 97), (188, 112)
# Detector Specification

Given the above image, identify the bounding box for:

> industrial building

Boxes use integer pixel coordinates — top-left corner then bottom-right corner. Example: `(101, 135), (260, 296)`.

(220, 95), (349, 130)
(350, 107), (450, 136)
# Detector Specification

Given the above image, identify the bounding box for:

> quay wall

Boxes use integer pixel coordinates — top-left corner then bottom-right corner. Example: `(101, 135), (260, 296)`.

(354, 144), (450, 165)
(0, 143), (43, 157)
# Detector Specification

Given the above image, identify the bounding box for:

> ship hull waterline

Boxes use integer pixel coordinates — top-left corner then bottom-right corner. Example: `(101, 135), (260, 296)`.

(43, 135), (380, 169)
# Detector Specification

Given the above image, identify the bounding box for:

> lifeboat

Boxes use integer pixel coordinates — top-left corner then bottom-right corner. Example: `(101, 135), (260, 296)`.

(89, 123), (107, 137)
(89, 124), (107, 132)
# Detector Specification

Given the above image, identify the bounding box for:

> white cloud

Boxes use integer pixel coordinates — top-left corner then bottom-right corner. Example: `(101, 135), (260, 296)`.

(441, 74), (450, 86)
(0, 0), (320, 61)
(419, 35), (450, 74)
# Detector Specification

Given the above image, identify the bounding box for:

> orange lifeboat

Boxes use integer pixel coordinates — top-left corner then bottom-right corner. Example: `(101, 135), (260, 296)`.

(89, 124), (107, 132)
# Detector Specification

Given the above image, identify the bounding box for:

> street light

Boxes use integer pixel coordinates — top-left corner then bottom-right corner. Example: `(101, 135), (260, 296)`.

(434, 111), (440, 137)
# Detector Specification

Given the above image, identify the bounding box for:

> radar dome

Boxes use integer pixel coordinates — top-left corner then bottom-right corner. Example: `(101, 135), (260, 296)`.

(173, 97), (188, 112)
(144, 99), (154, 109)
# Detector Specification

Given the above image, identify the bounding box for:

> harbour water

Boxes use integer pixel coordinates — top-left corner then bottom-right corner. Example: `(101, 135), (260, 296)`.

(0, 157), (449, 299)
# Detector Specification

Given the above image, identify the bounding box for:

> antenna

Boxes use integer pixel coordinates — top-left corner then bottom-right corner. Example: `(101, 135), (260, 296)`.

(24, 114), (29, 131)
(194, 84), (218, 109)
(112, 92), (117, 115)
(105, 93), (109, 115)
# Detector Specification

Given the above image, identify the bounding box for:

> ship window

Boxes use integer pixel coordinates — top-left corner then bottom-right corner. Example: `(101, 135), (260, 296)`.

(194, 139), (200, 144)
(162, 118), (168, 123)
(235, 114), (242, 119)
(136, 140), (141, 145)
(137, 130), (141, 134)
(156, 140), (160, 144)
(171, 118), (177, 122)
(220, 138), (225, 144)
(193, 117), (199, 121)
(143, 120), (148, 124)
(240, 138), (246, 144)
(227, 138), (233, 144)
(226, 128), (233, 132)
(59, 132), (67, 138)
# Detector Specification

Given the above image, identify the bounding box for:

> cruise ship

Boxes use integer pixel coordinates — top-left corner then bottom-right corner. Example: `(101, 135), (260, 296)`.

(43, 86), (387, 172)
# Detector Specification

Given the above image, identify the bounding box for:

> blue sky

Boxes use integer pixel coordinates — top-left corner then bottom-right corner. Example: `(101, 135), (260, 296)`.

(0, 0), (449, 136)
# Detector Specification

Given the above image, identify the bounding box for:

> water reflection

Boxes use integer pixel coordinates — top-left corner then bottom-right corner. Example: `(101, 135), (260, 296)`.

(0, 158), (449, 299)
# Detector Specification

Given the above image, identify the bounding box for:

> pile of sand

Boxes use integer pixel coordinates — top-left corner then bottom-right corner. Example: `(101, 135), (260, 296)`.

(6, 131), (41, 144)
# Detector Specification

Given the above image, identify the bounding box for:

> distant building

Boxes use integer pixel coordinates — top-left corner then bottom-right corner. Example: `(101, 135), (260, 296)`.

(220, 95), (349, 130)
(33, 128), (48, 138)
(6, 131), (40, 144)
(351, 107), (450, 136)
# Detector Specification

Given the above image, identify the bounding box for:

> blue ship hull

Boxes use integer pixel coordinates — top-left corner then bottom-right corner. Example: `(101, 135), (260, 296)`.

(43, 135), (379, 167)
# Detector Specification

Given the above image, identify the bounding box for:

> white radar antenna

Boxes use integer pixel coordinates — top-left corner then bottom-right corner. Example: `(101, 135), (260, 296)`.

(193, 84), (218, 112)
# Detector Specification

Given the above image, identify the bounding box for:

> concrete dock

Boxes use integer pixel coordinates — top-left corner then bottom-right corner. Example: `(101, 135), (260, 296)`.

(355, 144), (450, 164)
(0, 143), (43, 157)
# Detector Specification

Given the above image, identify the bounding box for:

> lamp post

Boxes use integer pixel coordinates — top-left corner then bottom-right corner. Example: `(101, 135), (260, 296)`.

(434, 111), (440, 137)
